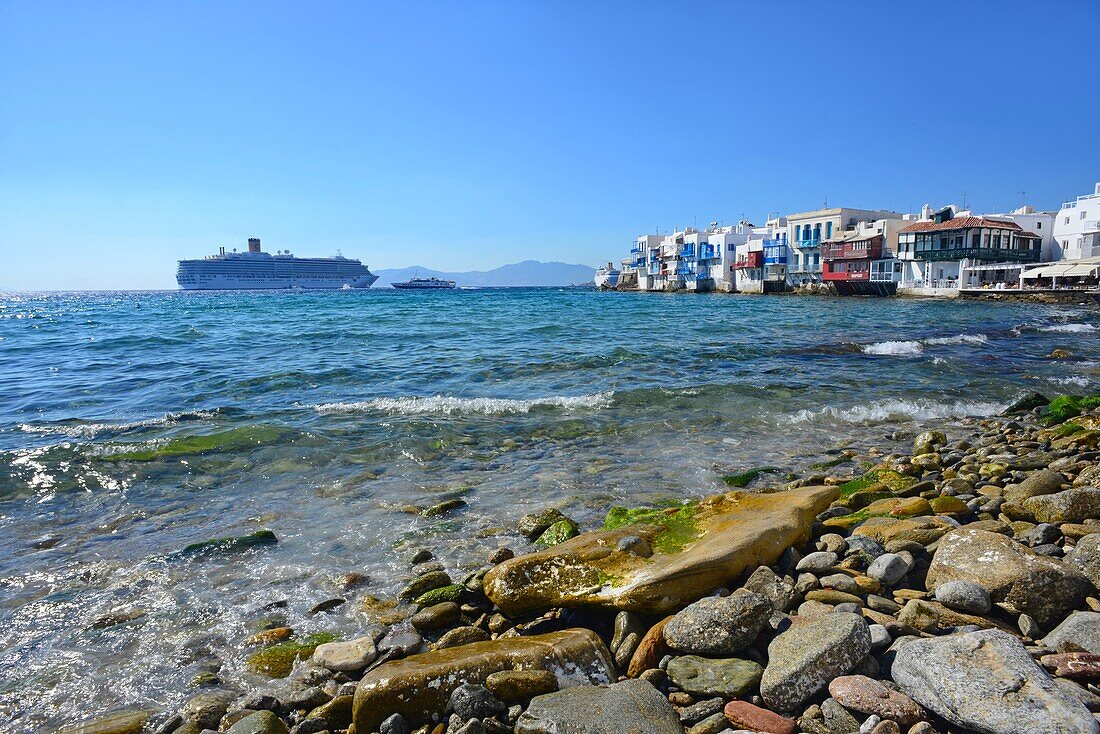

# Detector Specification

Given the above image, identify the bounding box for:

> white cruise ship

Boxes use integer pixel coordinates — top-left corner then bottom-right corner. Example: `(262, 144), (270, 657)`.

(176, 238), (378, 290)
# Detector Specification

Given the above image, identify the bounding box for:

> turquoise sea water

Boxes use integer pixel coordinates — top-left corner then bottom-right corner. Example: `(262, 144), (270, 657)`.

(1, 288), (1098, 731)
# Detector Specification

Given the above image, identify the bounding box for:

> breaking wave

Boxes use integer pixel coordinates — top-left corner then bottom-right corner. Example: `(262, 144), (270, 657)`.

(788, 399), (1004, 425)
(17, 410), (219, 439)
(861, 340), (924, 356)
(314, 392), (615, 416)
(1040, 323), (1097, 333)
(924, 333), (989, 346)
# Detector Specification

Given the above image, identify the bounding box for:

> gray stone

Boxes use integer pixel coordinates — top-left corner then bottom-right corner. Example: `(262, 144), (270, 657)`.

(181, 691), (234, 730)
(684, 712), (728, 734)
(1019, 613), (1042, 639)
(677, 698), (724, 726)
(226, 711), (289, 734)
(379, 713), (409, 734)
(926, 527), (1093, 629)
(742, 566), (797, 613)
(796, 551), (838, 573)
(311, 636), (377, 672)
(846, 535), (887, 560)
(1066, 533), (1100, 592)
(760, 612), (871, 712)
(1004, 470), (1067, 504)
(665, 655), (763, 698)
(866, 553), (909, 586)
(891, 629), (1098, 734)
(819, 573), (860, 594)
(798, 698), (861, 734)
(515, 679), (682, 734)
(663, 591), (770, 656)
(410, 602), (462, 632)
(934, 580), (992, 615)
(1023, 488), (1100, 524)
(448, 684), (506, 720)
(1044, 611), (1100, 654)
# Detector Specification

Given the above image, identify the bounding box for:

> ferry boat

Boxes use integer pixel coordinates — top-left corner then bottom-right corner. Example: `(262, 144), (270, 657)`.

(176, 238), (378, 290)
(594, 262), (621, 290)
(391, 277), (457, 290)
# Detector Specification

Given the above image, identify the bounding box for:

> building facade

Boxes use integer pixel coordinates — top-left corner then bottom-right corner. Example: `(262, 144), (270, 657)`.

(821, 218), (910, 295)
(1053, 181), (1100, 261)
(784, 207), (904, 286)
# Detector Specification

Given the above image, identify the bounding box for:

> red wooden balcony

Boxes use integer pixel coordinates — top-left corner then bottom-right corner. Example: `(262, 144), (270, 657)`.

(821, 234), (884, 261)
(733, 251), (763, 269)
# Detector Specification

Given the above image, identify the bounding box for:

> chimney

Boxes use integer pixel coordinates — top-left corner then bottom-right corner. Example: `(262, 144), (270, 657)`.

(248, 238), (261, 253)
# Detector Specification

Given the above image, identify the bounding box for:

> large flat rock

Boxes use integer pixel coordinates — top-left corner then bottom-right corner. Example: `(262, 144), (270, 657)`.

(483, 486), (840, 616)
(351, 629), (614, 732)
(515, 679), (682, 734)
(926, 527), (1092, 630)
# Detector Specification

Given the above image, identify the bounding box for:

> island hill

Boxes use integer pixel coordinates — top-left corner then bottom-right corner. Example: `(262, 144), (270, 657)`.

(73, 393), (1100, 734)
(374, 261), (597, 288)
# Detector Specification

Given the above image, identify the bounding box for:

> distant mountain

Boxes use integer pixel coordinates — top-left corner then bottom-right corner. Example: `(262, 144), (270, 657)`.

(374, 260), (596, 288)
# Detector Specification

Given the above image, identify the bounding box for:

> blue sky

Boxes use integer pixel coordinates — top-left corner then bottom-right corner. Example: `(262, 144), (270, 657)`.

(2, 1), (1099, 290)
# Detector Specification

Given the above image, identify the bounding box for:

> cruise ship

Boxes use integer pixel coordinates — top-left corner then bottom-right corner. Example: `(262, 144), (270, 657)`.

(176, 238), (379, 290)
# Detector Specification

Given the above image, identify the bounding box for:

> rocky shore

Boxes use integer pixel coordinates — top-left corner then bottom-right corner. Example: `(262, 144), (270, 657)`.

(63, 392), (1100, 734)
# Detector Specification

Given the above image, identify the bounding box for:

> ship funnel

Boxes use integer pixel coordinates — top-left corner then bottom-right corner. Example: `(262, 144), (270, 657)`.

(248, 238), (261, 253)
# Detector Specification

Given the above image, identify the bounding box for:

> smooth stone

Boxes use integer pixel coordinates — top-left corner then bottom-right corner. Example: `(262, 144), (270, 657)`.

(797, 551), (839, 573)
(853, 516), (958, 546)
(484, 486), (839, 616)
(819, 573), (860, 594)
(827, 674), (924, 726)
(760, 612), (871, 712)
(380, 713), (410, 734)
(435, 626), (491, 649)
(866, 553), (909, 586)
(684, 712), (728, 734)
(306, 695), (352, 730)
(1044, 612), (1100, 654)
(678, 698), (724, 725)
(1023, 488), (1100, 524)
(897, 599), (1007, 634)
(663, 591), (770, 656)
(515, 679), (682, 734)
(57, 710), (153, 734)
(399, 571), (452, 601)
(723, 700), (798, 734)
(410, 602), (462, 632)
(892, 629), (1098, 734)
(934, 580), (992, 615)
(181, 691), (235, 730)
(798, 698), (861, 734)
(484, 669), (558, 703)
(665, 655), (763, 698)
(352, 629), (615, 731)
(611, 611), (646, 652)
(226, 711), (289, 734)
(518, 508), (570, 539)
(1003, 470), (1067, 504)
(866, 594), (901, 614)
(312, 636), (377, 673)
(926, 527), (1093, 629)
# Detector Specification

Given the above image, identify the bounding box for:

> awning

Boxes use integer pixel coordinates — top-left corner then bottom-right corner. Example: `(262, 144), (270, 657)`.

(1022, 257), (1100, 279)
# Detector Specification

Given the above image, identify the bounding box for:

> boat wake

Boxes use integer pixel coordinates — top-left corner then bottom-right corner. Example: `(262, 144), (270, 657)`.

(314, 392), (614, 416)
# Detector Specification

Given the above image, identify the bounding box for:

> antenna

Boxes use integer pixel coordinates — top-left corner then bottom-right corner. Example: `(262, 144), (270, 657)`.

(1019, 190), (1026, 208)
(962, 191), (969, 210)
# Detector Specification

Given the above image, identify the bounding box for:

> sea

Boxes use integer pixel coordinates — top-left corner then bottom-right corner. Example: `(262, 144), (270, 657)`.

(1, 288), (1098, 732)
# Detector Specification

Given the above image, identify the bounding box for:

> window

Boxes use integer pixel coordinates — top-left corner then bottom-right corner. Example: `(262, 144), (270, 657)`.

(971, 233), (980, 247)
(795, 225), (801, 241)
(1083, 211), (1088, 220)
(826, 222), (833, 238)
(1036, 222), (1042, 229)
(1066, 216), (1071, 224)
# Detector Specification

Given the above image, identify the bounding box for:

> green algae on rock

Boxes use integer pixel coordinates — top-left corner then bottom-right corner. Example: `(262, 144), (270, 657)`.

(103, 425), (296, 462)
(721, 467), (779, 488)
(352, 629), (615, 732)
(483, 485), (839, 616)
(174, 530), (278, 559)
(535, 518), (580, 547)
(247, 632), (337, 678)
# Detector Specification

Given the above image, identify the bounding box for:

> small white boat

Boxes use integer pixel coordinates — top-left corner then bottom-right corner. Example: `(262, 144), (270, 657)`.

(594, 263), (621, 290)
(391, 277), (457, 290)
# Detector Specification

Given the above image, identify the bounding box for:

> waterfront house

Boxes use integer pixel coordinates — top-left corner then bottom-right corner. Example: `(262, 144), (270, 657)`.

(630, 234), (665, 291)
(1052, 181), (1100, 261)
(821, 218), (910, 296)
(733, 217), (786, 293)
(896, 209), (1043, 293)
(785, 207), (904, 286)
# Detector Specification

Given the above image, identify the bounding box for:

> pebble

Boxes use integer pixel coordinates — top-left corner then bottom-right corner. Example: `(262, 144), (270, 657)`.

(311, 636), (377, 673)
(796, 551), (839, 573)
(819, 573), (860, 594)
(867, 553), (909, 586)
(307, 597), (345, 615)
(933, 580), (991, 615)
(722, 700), (798, 734)
(448, 684), (506, 720)
(411, 602), (462, 632)
(677, 697), (724, 725)
(827, 674), (925, 726)
(484, 670), (558, 703)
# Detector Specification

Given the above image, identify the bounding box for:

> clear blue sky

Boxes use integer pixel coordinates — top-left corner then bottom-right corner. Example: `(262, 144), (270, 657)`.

(2, 1), (1099, 290)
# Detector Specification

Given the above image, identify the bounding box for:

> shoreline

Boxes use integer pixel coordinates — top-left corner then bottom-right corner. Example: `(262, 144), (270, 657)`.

(58, 391), (1100, 734)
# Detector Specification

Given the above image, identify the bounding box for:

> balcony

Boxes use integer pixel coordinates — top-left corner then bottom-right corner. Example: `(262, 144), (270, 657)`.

(698, 246), (718, 262)
(679, 246), (696, 259)
(630, 246), (643, 254)
(733, 252), (764, 269)
(676, 264), (697, 276)
(647, 264), (661, 275)
(914, 247), (1040, 263)
(763, 242), (788, 265)
(794, 238), (822, 249)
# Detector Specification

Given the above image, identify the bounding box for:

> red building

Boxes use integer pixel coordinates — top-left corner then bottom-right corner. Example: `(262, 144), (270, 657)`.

(821, 229), (896, 295)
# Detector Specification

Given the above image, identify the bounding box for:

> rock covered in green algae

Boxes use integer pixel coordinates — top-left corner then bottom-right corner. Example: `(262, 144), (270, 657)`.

(482, 485), (839, 616)
(665, 655), (763, 698)
(247, 632), (337, 678)
(352, 629), (615, 732)
(535, 518), (579, 546)
(174, 530), (277, 559)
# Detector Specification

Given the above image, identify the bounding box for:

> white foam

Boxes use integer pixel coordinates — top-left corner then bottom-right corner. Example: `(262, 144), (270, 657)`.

(924, 333), (989, 346)
(314, 392), (614, 416)
(862, 340), (924, 356)
(17, 410), (217, 439)
(1040, 323), (1097, 333)
(789, 399), (1003, 425)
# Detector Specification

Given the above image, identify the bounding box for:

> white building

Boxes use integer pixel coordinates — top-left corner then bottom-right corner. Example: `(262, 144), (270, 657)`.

(1053, 181), (1100, 260)
(784, 207), (904, 286)
(732, 217), (785, 293)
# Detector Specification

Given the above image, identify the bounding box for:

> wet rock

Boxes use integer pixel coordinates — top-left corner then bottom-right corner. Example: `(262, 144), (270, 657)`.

(1027, 487), (1100, 525)
(409, 548), (434, 564)
(399, 571), (453, 601)
(1066, 533), (1100, 591)
(245, 627), (293, 647)
(182, 691), (234, 730)
(760, 612), (871, 712)
(352, 629), (615, 731)
(626, 616), (674, 677)
(617, 535), (652, 557)
(893, 629), (1098, 734)
(827, 674), (924, 726)
(379, 713), (410, 734)
(377, 629), (423, 657)
(488, 547), (514, 565)
(933, 579), (991, 614)
(518, 508), (570, 539)
(914, 431), (946, 457)
(225, 711), (288, 734)
(514, 679), (682, 734)
(422, 499), (467, 517)
(484, 669), (558, 703)
(435, 626), (490, 649)
(306, 694), (352, 730)
(57, 710), (153, 734)
(311, 636), (377, 673)
(307, 597), (345, 615)
(411, 601), (461, 632)
(1003, 469), (1067, 504)
(663, 590), (770, 656)
(448, 683), (506, 720)
(175, 530), (278, 559)
(723, 700), (798, 734)
(88, 608), (146, 630)
(926, 527), (1092, 629)
(414, 583), (464, 607)
(664, 655), (763, 698)
(852, 516), (958, 546)
(535, 518), (580, 547)
(611, 610), (646, 653)
(1044, 612), (1100, 654)
(483, 486), (839, 616)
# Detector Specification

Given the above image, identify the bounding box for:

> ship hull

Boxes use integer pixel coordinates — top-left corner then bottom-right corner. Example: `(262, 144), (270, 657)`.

(176, 256), (378, 291)
(391, 283), (455, 290)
